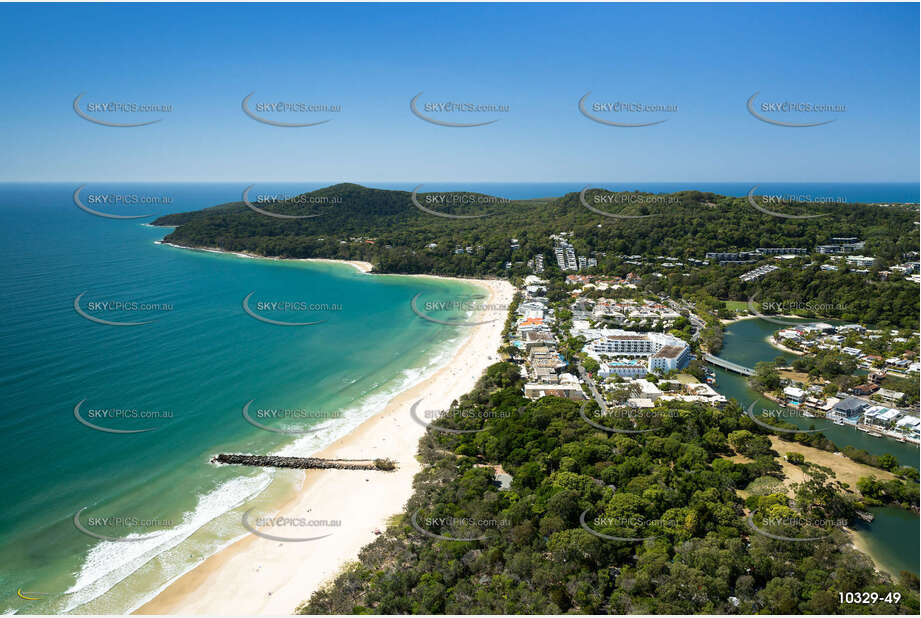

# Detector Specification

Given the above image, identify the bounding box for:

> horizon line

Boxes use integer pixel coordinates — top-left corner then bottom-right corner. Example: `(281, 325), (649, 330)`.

(2, 180), (919, 185)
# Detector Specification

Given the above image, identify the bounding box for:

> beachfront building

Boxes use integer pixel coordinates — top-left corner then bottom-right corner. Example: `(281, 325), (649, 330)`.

(585, 330), (690, 374)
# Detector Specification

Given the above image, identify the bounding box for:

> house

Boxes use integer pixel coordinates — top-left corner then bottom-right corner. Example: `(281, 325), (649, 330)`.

(877, 388), (906, 403)
(828, 397), (867, 423)
(782, 386), (806, 403)
(846, 255), (876, 268)
(864, 405), (900, 427)
(851, 383), (879, 396)
(895, 415), (921, 439)
(818, 396), (841, 412)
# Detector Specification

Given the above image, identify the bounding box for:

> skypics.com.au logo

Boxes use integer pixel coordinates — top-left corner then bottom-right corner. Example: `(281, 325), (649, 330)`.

(579, 511), (683, 542)
(410, 92), (508, 127)
(242, 292), (341, 326)
(409, 400), (518, 434)
(409, 509), (510, 542)
(410, 293), (510, 327)
(241, 508), (341, 542)
(73, 93), (172, 127)
(410, 186), (509, 219)
(241, 92), (340, 127)
(746, 509), (846, 542)
(241, 401), (344, 434)
(746, 92), (845, 127)
(73, 185), (172, 220)
(73, 399), (173, 434)
(73, 506), (175, 542)
(74, 292), (173, 326)
(579, 92), (678, 127)
(579, 400), (679, 435)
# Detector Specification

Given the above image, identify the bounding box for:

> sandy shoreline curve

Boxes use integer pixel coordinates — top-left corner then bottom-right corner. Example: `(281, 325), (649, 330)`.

(138, 241), (514, 614)
(155, 241), (374, 273)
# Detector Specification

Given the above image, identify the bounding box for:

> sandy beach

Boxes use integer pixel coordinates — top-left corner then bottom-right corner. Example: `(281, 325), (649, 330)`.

(766, 336), (807, 356)
(719, 314), (758, 325)
(155, 241), (374, 274)
(719, 313), (805, 326)
(136, 273), (514, 615)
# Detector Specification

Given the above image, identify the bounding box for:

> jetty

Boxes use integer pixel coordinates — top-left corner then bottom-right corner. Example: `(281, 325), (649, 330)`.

(211, 453), (396, 471)
(703, 353), (755, 376)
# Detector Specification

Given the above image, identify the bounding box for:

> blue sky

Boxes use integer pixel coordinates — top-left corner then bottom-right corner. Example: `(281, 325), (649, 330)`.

(0, 2), (917, 182)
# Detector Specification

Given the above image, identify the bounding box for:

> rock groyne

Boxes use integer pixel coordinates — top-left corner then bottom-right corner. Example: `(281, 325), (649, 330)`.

(211, 453), (397, 471)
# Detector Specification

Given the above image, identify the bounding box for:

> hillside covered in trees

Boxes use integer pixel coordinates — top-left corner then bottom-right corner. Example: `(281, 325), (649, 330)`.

(299, 363), (918, 614)
(153, 184), (919, 329)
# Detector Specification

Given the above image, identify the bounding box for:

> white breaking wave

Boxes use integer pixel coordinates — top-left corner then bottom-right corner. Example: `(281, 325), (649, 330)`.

(63, 472), (271, 612)
(65, 328), (466, 614)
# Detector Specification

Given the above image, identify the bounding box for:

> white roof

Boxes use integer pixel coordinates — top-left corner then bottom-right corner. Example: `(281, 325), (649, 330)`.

(783, 386), (806, 398)
(879, 409), (902, 421)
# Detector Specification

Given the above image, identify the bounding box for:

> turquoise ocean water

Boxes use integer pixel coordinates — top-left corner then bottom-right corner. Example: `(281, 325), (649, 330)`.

(0, 184), (483, 614)
(0, 182), (916, 613)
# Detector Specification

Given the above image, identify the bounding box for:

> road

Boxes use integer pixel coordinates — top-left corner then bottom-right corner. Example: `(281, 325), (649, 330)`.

(664, 298), (705, 341)
(576, 362), (607, 412)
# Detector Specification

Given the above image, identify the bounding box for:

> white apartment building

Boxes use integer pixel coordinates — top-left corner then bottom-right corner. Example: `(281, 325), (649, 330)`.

(587, 331), (691, 373)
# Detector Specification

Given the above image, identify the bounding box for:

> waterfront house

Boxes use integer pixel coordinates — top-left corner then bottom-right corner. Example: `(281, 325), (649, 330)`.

(895, 415), (921, 440)
(782, 386), (806, 404)
(863, 406), (900, 428)
(828, 397), (868, 424)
